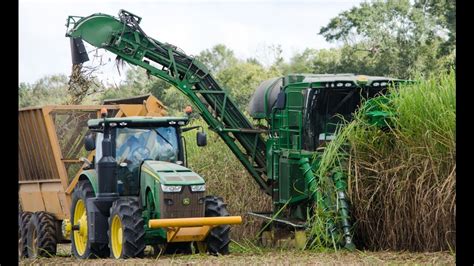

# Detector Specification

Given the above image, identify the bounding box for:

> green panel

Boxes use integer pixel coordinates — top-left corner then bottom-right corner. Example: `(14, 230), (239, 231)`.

(265, 139), (274, 180)
(140, 165), (167, 244)
(288, 111), (300, 128)
(142, 161), (205, 185)
(68, 14), (124, 48)
(278, 158), (290, 202)
(287, 91), (303, 108)
(278, 158), (307, 204)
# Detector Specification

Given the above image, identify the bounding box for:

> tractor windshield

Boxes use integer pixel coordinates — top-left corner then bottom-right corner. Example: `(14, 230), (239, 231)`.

(114, 126), (180, 196)
(115, 126), (180, 165)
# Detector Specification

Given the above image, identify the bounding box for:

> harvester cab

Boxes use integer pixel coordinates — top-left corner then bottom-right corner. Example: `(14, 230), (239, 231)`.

(69, 113), (241, 259)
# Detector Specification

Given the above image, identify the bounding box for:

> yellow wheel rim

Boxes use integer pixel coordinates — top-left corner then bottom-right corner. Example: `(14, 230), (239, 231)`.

(73, 199), (88, 256)
(111, 215), (123, 258)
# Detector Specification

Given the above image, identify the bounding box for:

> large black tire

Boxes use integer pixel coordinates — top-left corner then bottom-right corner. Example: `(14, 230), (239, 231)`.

(203, 196), (231, 255)
(108, 198), (146, 258)
(26, 212), (57, 258)
(71, 180), (109, 259)
(19, 211), (32, 258)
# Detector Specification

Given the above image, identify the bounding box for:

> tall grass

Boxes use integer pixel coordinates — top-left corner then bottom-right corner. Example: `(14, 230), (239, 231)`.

(182, 119), (272, 240)
(310, 71), (455, 251)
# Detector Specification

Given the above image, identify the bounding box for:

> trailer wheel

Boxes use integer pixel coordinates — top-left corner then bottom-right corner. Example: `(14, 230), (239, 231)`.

(71, 180), (108, 258)
(19, 211), (32, 258)
(203, 196), (231, 255)
(26, 211), (57, 258)
(108, 198), (145, 259)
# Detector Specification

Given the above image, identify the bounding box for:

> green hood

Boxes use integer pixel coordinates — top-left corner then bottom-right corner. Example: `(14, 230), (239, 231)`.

(141, 161), (205, 185)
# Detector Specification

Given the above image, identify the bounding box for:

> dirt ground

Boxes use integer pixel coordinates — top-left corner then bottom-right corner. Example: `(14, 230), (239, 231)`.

(19, 244), (455, 265)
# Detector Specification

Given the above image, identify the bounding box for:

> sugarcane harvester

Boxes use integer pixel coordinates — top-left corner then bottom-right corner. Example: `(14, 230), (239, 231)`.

(66, 10), (405, 251)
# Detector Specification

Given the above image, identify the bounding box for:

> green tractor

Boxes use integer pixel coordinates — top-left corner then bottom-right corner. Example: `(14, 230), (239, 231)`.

(68, 113), (241, 259)
(65, 9), (408, 251)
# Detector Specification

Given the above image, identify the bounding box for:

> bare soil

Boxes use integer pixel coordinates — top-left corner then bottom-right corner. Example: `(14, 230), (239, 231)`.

(19, 244), (455, 265)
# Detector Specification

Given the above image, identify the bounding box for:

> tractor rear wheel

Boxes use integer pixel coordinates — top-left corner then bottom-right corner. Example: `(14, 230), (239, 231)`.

(202, 196), (231, 255)
(19, 211), (32, 258)
(26, 211), (57, 258)
(71, 180), (109, 258)
(108, 198), (146, 259)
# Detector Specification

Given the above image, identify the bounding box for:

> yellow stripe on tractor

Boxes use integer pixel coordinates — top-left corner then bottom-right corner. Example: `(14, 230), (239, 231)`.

(148, 216), (242, 242)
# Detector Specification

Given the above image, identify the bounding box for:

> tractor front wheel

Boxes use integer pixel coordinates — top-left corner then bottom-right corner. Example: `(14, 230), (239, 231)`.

(71, 180), (108, 258)
(108, 198), (146, 259)
(201, 196), (231, 255)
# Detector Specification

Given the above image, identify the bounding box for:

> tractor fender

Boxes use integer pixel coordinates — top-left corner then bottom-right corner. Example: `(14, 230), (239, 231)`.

(142, 185), (156, 209)
(78, 169), (98, 194)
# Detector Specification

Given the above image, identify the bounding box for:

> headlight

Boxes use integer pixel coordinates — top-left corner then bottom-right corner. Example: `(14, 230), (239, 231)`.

(191, 184), (206, 192)
(161, 184), (182, 192)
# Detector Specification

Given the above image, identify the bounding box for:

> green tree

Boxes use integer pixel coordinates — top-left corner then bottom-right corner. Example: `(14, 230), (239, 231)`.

(101, 67), (155, 100)
(415, 0), (455, 56)
(216, 61), (281, 110)
(100, 67), (192, 115)
(278, 48), (344, 75)
(19, 75), (70, 108)
(197, 44), (238, 73)
(319, 0), (455, 78)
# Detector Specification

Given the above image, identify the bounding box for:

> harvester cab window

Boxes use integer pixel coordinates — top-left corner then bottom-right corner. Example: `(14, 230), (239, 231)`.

(302, 84), (388, 151)
(302, 87), (362, 151)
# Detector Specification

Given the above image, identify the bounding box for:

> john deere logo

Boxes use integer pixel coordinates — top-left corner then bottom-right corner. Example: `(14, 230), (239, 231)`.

(182, 198), (191, 205)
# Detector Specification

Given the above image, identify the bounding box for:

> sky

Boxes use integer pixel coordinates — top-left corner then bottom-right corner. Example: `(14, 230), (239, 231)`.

(19, 0), (365, 85)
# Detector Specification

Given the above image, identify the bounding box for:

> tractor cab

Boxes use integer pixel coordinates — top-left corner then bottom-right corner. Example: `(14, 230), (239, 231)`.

(77, 114), (240, 259)
(85, 116), (203, 196)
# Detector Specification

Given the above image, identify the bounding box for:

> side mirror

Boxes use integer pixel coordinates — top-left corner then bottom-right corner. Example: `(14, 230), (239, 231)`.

(196, 131), (207, 147)
(274, 91), (286, 110)
(84, 134), (96, 151)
